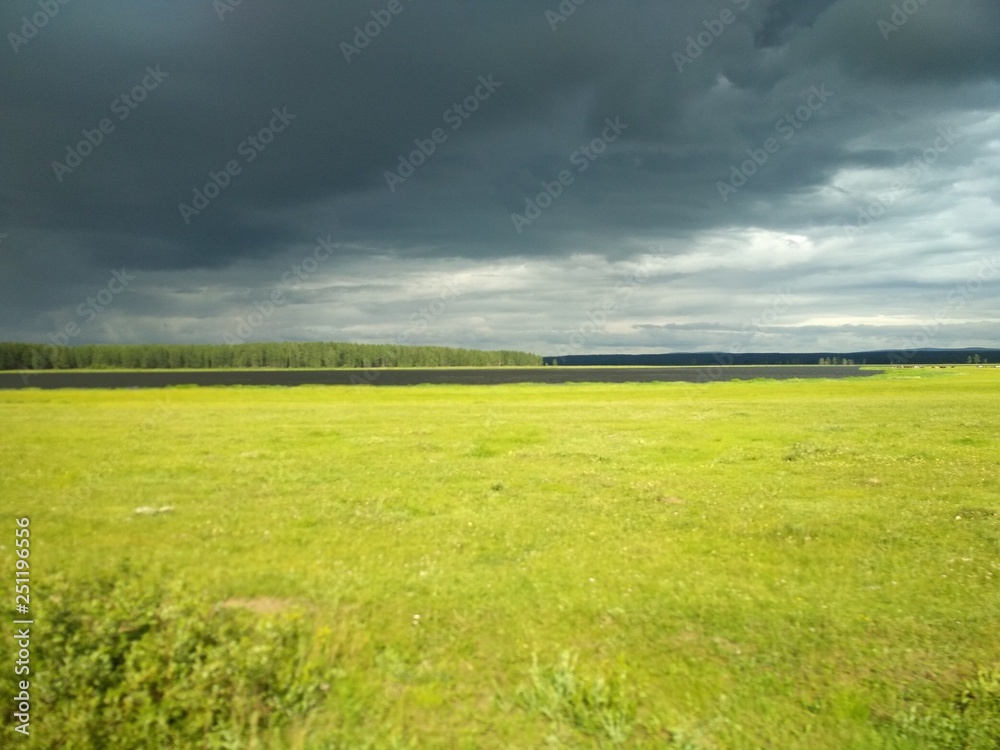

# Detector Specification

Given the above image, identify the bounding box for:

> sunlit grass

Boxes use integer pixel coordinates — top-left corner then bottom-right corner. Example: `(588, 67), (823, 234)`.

(1, 368), (998, 748)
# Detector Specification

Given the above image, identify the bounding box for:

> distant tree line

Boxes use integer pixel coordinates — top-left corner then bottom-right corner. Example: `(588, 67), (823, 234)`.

(0, 342), (542, 370)
(545, 350), (1000, 366)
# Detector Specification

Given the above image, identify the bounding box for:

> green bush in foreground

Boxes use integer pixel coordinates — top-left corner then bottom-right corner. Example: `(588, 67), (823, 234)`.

(516, 652), (638, 745)
(891, 667), (1000, 749)
(2, 564), (332, 749)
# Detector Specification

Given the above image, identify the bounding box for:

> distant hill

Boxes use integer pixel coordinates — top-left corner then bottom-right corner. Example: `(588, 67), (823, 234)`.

(543, 349), (1000, 366)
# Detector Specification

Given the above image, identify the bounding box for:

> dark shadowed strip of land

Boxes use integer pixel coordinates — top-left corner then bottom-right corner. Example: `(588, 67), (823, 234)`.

(0, 366), (882, 389)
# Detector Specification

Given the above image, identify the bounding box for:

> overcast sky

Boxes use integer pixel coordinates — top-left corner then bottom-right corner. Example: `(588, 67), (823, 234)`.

(2, 0), (998, 355)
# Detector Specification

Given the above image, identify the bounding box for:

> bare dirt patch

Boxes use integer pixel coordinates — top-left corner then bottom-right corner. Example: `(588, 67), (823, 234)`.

(657, 496), (687, 505)
(219, 596), (297, 615)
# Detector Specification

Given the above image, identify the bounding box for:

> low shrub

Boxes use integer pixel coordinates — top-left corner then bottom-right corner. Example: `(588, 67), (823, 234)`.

(516, 651), (638, 745)
(1, 563), (332, 748)
(891, 667), (1000, 749)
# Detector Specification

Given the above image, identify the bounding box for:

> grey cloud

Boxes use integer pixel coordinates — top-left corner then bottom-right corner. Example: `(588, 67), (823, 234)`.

(1, 0), (998, 353)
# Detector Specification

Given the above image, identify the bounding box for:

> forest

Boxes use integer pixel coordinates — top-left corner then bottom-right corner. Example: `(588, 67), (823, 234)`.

(0, 342), (543, 370)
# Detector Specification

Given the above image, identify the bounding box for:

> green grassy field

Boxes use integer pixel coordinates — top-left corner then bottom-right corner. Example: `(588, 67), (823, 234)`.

(2, 368), (999, 748)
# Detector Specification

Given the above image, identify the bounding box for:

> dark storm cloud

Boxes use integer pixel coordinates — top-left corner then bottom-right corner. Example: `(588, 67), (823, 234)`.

(1, 0), (998, 352)
(755, 0), (840, 47)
